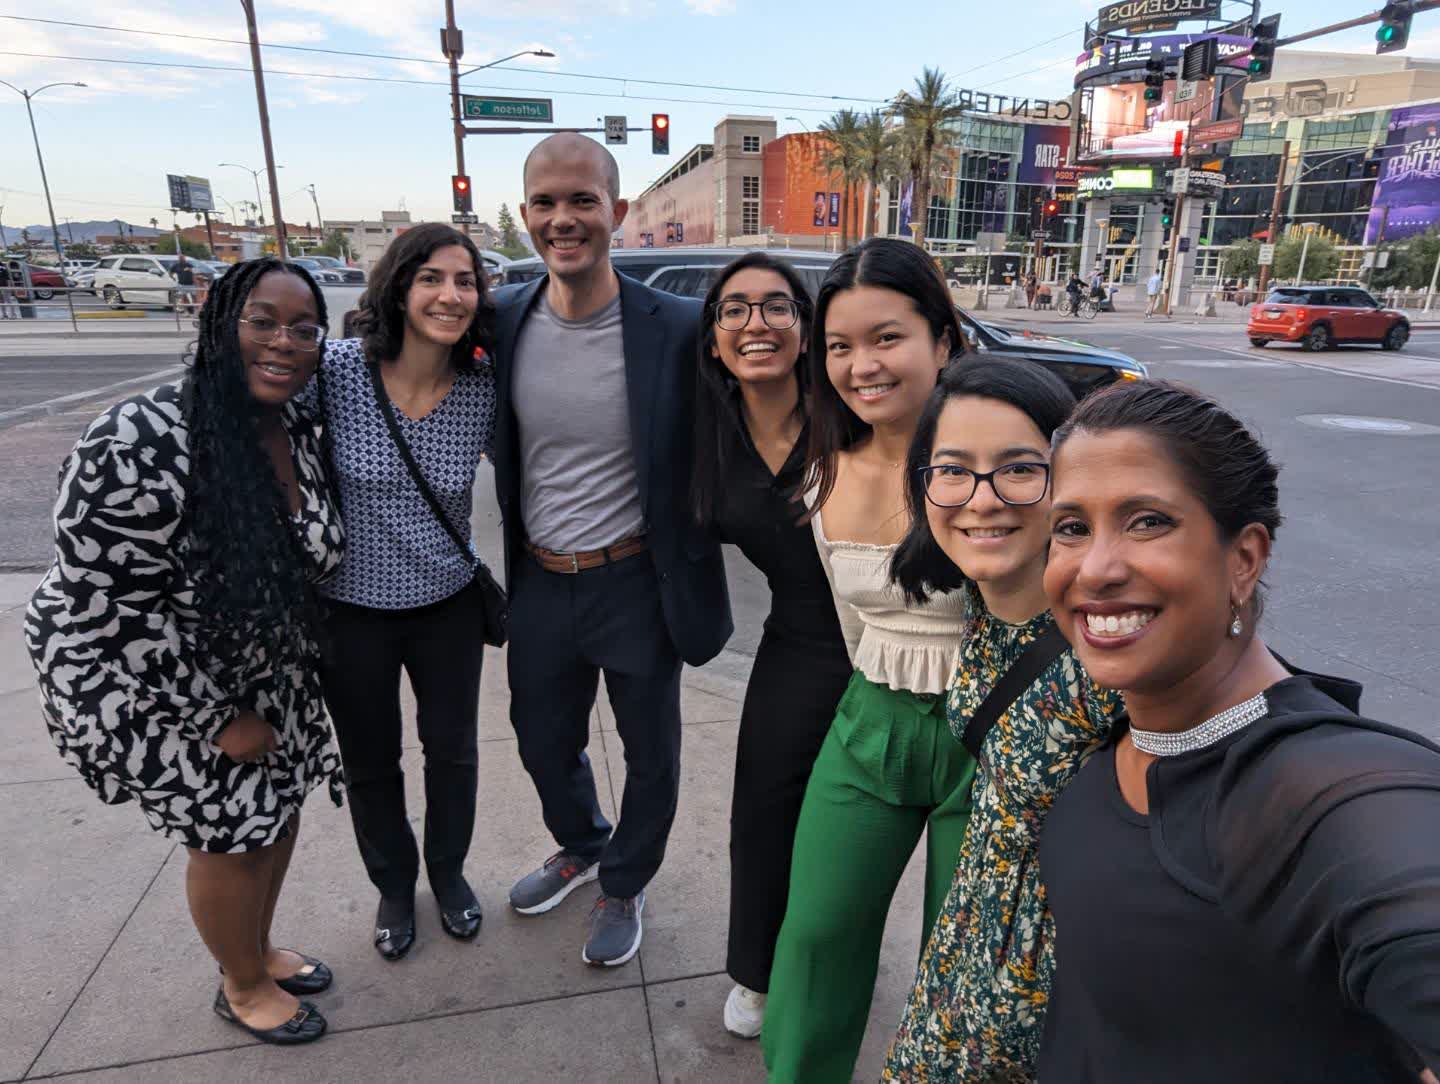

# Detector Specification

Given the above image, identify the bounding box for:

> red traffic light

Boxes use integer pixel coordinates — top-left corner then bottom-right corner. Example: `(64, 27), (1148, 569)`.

(1044, 200), (1059, 216)
(452, 174), (473, 214)
(455, 177), (470, 192)
(653, 114), (669, 130)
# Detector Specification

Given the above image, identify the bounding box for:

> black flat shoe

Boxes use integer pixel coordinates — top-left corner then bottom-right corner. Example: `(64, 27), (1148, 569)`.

(374, 895), (415, 961)
(434, 876), (483, 941)
(274, 952), (332, 996)
(213, 987), (327, 1045)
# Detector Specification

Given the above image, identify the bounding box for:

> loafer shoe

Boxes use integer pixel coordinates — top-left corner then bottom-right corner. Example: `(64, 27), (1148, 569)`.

(509, 850), (599, 915)
(581, 890), (644, 967)
(436, 880), (483, 940)
(275, 953), (332, 996)
(213, 987), (326, 1045)
(374, 895), (416, 961)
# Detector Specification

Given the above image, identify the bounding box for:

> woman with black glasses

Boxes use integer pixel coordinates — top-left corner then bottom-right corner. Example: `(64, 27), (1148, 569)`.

(691, 252), (853, 1039)
(26, 257), (343, 1044)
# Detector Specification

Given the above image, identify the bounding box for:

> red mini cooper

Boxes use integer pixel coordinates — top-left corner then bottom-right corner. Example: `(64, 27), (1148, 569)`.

(1248, 285), (1410, 351)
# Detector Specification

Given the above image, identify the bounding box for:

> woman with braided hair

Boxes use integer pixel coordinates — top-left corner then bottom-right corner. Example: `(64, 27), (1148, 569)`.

(25, 256), (344, 1045)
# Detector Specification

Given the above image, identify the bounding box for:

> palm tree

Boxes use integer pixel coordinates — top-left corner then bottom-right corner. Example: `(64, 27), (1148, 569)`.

(853, 110), (899, 241)
(818, 109), (864, 250)
(892, 67), (965, 248)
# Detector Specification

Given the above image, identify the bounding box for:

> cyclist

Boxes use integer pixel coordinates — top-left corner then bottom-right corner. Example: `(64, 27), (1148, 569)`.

(1064, 273), (1084, 317)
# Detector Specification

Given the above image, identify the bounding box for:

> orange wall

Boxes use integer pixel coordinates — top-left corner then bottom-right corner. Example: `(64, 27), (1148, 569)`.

(622, 159), (717, 248)
(763, 133), (858, 236)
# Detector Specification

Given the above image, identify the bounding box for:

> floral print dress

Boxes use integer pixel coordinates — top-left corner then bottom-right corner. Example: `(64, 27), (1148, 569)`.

(883, 586), (1123, 1082)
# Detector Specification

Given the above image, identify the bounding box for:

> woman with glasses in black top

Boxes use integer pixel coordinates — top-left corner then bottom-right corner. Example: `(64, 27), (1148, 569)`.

(691, 252), (853, 1040)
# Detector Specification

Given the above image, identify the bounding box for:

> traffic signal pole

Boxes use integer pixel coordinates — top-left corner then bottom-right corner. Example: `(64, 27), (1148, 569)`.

(443, 2), (470, 238)
(1256, 140), (1291, 297)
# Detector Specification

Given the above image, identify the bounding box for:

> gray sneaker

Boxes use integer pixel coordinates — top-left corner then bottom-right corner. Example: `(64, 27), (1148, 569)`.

(582, 890), (645, 967)
(509, 851), (599, 915)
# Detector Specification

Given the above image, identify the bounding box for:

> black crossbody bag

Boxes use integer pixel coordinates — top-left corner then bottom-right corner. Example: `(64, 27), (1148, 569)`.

(365, 362), (509, 647)
(960, 622), (1069, 759)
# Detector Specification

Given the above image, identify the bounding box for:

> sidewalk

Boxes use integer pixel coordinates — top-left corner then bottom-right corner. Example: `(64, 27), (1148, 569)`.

(0, 565), (926, 1083)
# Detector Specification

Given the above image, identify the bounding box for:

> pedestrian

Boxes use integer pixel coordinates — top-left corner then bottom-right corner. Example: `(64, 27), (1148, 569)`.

(24, 257), (344, 1045)
(1065, 272), (1084, 317)
(691, 252), (853, 1039)
(1088, 265), (1106, 310)
(0, 260), (15, 318)
(882, 359), (1125, 1082)
(173, 253), (197, 315)
(311, 223), (497, 961)
(1038, 380), (1440, 1081)
(1024, 269), (1038, 310)
(492, 134), (732, 967)
(1146, 266), (1164, 318)
(761, 237), (976, 1082)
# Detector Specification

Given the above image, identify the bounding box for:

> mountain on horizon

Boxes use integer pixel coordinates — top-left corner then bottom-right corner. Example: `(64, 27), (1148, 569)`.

(1, 221), (165, 247)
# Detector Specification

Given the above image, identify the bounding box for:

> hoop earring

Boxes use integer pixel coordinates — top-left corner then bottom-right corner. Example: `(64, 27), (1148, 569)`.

(1228, 605), (1244, 639)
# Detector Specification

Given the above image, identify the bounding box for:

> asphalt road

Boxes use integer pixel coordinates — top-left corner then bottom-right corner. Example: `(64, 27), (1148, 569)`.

(3, 326), (1437, 736)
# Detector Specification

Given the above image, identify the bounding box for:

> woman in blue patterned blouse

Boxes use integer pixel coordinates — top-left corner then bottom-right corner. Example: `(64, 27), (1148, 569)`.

(310, 224), (497, 961)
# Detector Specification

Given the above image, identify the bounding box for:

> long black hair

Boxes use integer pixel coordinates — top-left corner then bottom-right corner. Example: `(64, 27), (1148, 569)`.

(351, 222), (495, 368)
(691, 251), (815, 527)
(802, 237), (966, 517)
(181, 256), (328, 667)
(891, 358), (1077, 604)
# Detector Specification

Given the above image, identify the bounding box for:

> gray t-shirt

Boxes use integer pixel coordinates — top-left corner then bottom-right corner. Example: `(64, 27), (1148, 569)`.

(511, 291), (644, 552)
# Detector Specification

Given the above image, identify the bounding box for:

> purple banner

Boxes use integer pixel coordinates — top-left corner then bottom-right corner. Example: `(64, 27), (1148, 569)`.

(1367, 104), (1440, 245)
(813, 191), (827, 227)
(829, 192), (841, 227)
(1018, 124), (1072, 186)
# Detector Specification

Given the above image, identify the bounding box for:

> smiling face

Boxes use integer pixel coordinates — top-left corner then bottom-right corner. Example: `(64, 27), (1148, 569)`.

(238, 270), (323, 410)
(710, 267), (805, 388)
(1044, 428), (1267, 695)
(402, 244), (480, 349)
(926, 396), (1053, 605)
(522, 138), (628, 286)
(823, 285), (949, 429)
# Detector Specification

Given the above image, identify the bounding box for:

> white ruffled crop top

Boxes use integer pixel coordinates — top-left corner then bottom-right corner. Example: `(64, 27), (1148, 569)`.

(809, 503), (970, 696)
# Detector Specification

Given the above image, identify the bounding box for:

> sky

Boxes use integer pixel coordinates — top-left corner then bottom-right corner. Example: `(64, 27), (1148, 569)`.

(3, 0), (1439, 239)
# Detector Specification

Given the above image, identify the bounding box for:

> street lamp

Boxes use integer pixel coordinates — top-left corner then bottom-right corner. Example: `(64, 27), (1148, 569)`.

(457, 48), (555, 79)
(0, 79), (87, 266)
(785, 116), (811, 132)
(218, 162), (282, 226)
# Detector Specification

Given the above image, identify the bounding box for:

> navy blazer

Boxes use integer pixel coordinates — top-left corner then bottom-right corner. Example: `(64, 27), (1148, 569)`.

(490, 272), (733, 668)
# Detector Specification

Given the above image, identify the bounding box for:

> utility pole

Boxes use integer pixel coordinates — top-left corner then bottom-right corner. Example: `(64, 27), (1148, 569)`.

(1256, 139), (1291, 297)
(443, 2), (470, 237)
(201, 211), (216, 257)
(307, 184), (325, 243)
(239, 0), (288, 259)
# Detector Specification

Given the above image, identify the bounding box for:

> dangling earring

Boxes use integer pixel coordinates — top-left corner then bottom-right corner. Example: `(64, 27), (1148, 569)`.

(1228, 605), (1244, 638)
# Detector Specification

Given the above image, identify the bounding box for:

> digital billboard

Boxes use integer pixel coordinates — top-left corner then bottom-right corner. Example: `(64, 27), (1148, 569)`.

(1367, 104), (1440, 244)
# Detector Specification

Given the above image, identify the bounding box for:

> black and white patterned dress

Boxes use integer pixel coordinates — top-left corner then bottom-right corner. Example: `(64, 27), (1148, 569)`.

(24, 382), (345, 853)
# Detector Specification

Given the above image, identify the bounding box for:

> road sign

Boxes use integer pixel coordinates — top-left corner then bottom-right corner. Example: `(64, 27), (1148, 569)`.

(1170, 167), (1191, 194)
(604, 116), (628, 145)
(1031, 230), (1050, 240)
(1258, 243), (1276, 265)
(1192, 117), (1244, 145)
(975, 231), (1007, 254)
(166, 174), (214, 213)
(1174, 76), (1197, 104)
(462, 95), (553, 122)
(451, 212), (479, 225)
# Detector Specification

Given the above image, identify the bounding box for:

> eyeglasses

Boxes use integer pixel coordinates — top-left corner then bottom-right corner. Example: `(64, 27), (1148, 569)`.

(713, 298), (801, 331)
(238, 315), (327, 352)
(918, 462), (1051, 508)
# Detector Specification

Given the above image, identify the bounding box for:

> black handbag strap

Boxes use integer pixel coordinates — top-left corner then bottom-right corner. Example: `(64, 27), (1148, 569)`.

(365, 361), (476, 569)
(960, 622), (1070, 758)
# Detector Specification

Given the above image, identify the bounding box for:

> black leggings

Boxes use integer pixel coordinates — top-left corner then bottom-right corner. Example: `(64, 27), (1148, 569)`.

(320, 587), (485, 900)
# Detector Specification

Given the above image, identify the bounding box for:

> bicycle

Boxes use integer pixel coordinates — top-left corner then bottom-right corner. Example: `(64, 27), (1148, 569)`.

(1058, 294), (1099, 319)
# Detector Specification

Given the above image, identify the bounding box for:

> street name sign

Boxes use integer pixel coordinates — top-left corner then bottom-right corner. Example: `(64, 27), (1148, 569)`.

(1031, 230), (1050, 240)
(1258, 243), (1276, 265)
(451, 212), (480, 225)
(462, 95), (554, 122)
(605, 116), (628, 145)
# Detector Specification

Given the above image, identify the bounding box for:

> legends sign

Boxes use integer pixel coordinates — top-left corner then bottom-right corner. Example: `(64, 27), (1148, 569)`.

(1096, 0), (1221, 35)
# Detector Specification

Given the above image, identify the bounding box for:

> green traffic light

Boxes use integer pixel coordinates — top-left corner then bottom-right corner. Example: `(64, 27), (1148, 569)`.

(1248, 58), (1264, 73)
(1378, 25), (1396, 42)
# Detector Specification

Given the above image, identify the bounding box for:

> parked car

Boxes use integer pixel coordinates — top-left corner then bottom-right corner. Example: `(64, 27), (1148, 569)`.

(305, 255), (365, 283)
(90, 254), (182, 309)
(68, 267), (100, 295)
(1247, 285), (1409, 351)
(291, 257), (345, 284)
(2, 259), (67, 300)
(479, 248), (513, 284)
(497, 247), (1146, 399)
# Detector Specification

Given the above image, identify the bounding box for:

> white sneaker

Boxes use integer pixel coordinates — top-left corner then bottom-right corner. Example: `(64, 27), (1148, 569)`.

(723, 983), (766, 1039)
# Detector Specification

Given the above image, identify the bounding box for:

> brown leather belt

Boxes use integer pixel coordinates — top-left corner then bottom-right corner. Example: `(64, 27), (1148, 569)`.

(525, 534), (648, 574)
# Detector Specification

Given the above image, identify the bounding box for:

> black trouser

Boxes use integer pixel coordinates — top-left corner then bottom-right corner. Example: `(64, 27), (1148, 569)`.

(507, 551), (682, 900)
(320, 587), (484, 900)
(727, 625), (853, 992)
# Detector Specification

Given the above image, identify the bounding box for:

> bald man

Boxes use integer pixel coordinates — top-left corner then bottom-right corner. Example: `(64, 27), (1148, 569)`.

(489, 135), (732, 967)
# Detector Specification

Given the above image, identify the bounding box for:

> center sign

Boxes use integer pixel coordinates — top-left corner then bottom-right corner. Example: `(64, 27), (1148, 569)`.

(1076, 167), (1157, 198)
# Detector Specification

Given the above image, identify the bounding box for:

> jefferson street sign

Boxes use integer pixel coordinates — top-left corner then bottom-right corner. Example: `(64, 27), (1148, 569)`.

(462, 95), (553, 122)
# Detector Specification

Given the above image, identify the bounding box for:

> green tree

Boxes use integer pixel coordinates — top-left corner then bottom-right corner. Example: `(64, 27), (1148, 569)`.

(312, 229), (351, 260)
(819, 109), (864, 249)
(892, 67), (965, 248)
(1273, 232), (1340, 283)
(1221, 239), (1261, 281)
(496, 203), (528, 260)
(1370, 230), (1440, 290)
(853, 110), (899, 241)
(165, 236), (212, 260)
(64, 240), (100, 261)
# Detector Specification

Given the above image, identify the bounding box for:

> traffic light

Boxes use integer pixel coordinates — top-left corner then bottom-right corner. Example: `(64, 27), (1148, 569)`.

(1161, 205), (1174, 228)
(651, 114), (670, 155)
(452, 174), (472, 214)
(1044, 199), (1060, 218)
(1143, 57), (1166, 104)
(1248, 15), (1280, 81)
(1377, 1), (1412, 53)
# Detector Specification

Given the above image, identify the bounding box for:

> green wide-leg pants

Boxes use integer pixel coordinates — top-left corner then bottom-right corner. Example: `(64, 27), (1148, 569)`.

(762, 670), (977, 1083)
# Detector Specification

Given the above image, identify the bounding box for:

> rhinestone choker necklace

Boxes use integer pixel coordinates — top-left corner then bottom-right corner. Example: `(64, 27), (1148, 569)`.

(1129, 692), (1270, 757)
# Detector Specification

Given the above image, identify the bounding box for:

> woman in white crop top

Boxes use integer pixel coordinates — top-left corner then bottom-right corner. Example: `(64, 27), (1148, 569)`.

(762, 238), (978, 1083)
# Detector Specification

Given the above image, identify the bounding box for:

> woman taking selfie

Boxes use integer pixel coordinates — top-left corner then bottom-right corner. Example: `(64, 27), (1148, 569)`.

(1037, 380), (1440, 1080)
(761, 237), (975, 1082)
(26, 257), (343, 1044)
(691, 252), (852, 1039)
(881, 359), (1124, 1082)
(313, 223), (497, 961)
